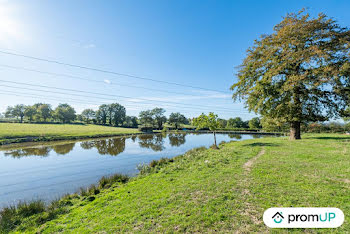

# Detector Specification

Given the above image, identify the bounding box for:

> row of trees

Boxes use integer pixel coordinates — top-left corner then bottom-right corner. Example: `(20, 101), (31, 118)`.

(138, 108), (190, 129)
(3, 103), (135, 126)
(221, 117), (261, 129)
(5, 103), (76, 123)
(3, 103), (264, 130)
(2, 103), (192, 129)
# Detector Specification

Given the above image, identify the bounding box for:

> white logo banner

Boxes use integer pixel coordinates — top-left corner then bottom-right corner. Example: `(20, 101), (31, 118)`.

(263, 207), (344, 228)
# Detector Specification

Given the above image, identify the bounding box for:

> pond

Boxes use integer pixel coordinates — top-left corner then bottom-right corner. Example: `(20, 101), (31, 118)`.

(0, 133), (265, 207)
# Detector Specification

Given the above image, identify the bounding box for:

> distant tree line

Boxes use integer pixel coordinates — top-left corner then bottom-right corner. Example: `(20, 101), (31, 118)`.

(4, 102), (347, 133)
(4, 103), (76, 123)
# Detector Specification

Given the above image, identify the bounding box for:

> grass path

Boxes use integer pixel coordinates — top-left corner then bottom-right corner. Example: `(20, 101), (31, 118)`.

(243, 148), (265, 172)
(4, 133), (350, 233)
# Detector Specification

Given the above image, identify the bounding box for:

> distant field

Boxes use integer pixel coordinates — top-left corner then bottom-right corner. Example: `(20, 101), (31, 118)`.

(0, 123), (139, 144)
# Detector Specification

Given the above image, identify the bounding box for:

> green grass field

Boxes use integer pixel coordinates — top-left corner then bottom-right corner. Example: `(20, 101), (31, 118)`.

(2, 133), (350, 233)
(0, 123), (140, 145)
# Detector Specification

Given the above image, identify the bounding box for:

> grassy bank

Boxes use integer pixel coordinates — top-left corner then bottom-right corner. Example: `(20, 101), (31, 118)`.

(1, 134), (349, 233)
(0, 123), (140, 145)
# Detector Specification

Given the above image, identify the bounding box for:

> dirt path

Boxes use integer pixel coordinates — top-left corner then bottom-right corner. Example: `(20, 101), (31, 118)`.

(239, 148), (266, 229)
(243, 148), (265, 173)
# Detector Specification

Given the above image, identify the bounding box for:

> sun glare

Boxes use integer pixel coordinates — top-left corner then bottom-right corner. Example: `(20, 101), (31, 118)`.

(0, 1), (25, 46)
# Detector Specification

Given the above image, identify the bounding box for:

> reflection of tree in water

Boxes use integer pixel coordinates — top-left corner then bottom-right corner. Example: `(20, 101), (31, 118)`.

(94, 138), (126, 156)
(4, 147), (52, 158)
(168, 133), (186, 147)
(228, 134), (242, 140)
(52, 143), (75, 155)
(80, 141), (95, 150)
(131, 135), (137, 142)
(138, 134), (165, 152)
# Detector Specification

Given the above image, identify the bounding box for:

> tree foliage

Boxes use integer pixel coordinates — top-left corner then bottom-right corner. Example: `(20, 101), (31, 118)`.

(139, 110), (154, 127)
(226, 117), (248, 128)
(193, 112), (220, 148)
(5, 105), (27, 122)
(168, 112), (187, 129)
(248, 117), (262, 129)
(24, 106), (37, 122)
(152, 108), (167, 129)
(35, 104), (53, 122)
(231, 10), (350, 139)
(81, 109), (96, 124)
(54, 104), (76, 123)
(108, 103), (126, 126)
(96, 104), (109, 125)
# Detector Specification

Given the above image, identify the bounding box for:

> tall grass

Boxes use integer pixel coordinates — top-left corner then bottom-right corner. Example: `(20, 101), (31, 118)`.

(0, 200), (45, 233)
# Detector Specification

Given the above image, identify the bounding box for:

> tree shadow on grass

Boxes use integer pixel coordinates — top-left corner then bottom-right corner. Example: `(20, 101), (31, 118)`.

(308, 136), (350, 141)
(243, 142), (280, 147)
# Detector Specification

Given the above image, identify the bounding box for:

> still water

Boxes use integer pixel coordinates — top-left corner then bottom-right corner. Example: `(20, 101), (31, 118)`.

(0, 133), (263, 207)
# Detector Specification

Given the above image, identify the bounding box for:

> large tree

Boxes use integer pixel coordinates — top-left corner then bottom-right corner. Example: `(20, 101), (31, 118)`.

(124, 116), (138, 128)
(139, 110), (154, 127)
(96, 104), (109, 125)
(55, 104), (76, 123)
(152, 108), (167, 129)
(5, 105), (26, 122)
(248, 117), (262, 129)
(231, 10), (350, 140)
(226, 117), (245, 128)
(34, 103), (53, 122)
(109, 103), (126, 126)
(24, 105), (37, 122)
(168, 112), (187, 129)
(81, 109), (96, 124)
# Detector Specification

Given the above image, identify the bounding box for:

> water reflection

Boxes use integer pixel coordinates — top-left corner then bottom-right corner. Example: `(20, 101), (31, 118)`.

(2, 133), (263, 159)
(52, 143), (75, 155)
(138, 134), (165, 152)
(92, 138), (126, 156)
(4, 147), (52, 158)
(80, 138), (126, 156)
(228, 134), (242, 140)
(0, 133), (270, 207)
(168, 133), (186, 147)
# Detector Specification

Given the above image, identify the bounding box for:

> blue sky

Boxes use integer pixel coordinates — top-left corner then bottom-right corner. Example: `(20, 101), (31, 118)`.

(0, 0), (349, 120)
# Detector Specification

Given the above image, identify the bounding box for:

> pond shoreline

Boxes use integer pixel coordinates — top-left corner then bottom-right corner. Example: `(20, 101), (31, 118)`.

(0, 130), (282, 148)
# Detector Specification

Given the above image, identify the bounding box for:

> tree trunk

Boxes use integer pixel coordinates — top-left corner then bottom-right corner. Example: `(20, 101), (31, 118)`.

(290, 121), (301, 140)
(20, 116), (23, 123)
(214, 131), (217, 146)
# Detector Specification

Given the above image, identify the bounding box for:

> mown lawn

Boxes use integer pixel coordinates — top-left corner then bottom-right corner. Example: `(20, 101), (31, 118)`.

(0, 123), (139, 144)
(5, 134), (350, 233)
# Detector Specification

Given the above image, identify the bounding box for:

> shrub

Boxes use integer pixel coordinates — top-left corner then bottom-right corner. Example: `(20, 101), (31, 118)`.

(0, 200), (45, 233)
(16, 200), (45, 218)
(0, 206), (17, 232)
(99, 174), (129, 189)
(137, 163), (151, 175)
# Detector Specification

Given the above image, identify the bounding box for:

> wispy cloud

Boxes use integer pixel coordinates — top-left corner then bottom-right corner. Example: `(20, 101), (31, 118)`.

(83, 43), (96, 49)
(103, 79), (111, 84)
(124, 93), (232, 103)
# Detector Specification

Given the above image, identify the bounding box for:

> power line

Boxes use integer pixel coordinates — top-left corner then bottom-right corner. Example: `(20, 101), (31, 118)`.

(0, 79), (248, 113)
(0, 90), (194, 114)
(0, 64), (224, 97)
(0, 50), (231, 94)
(0, 90), (248, 115)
